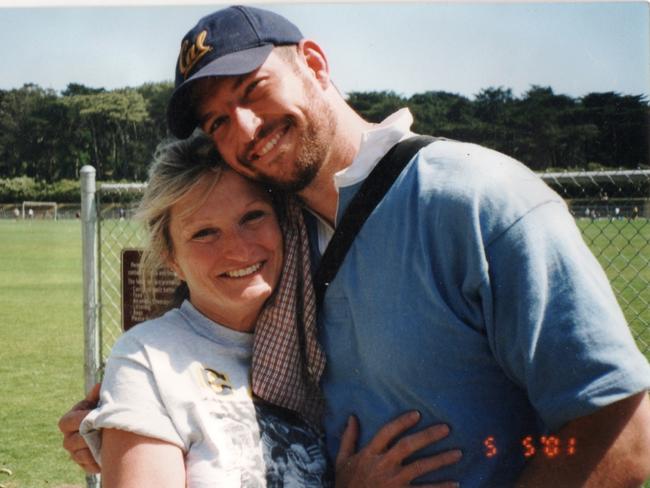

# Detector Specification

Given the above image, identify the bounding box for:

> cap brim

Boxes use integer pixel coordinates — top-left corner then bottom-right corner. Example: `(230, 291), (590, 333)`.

(167, 44), (274, 139)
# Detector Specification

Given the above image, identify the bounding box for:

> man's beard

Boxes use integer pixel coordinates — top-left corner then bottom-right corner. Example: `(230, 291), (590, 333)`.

(257, 85), (337, 193)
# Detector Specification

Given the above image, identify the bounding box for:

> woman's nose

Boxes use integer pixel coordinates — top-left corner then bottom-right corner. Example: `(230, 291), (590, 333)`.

(220, 231), (253, 261)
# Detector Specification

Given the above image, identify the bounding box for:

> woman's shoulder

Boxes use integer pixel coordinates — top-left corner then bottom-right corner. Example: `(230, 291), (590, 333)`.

(110, 307), (190, 354)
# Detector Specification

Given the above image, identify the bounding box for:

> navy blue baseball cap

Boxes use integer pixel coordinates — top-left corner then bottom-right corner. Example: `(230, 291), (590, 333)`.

(167, 5), (303, 139)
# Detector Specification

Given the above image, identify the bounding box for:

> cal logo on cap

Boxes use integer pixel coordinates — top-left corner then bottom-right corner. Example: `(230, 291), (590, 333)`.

(179, 30), (212, 79)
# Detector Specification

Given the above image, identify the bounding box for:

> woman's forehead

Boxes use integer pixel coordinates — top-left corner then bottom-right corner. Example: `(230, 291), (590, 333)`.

(173, 169), (271, 223)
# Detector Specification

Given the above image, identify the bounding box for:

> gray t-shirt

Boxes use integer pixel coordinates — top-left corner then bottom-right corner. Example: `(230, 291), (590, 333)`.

(81, 300), (332, 487)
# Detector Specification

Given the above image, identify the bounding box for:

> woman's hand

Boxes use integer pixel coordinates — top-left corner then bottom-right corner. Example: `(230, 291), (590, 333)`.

(335, 411), (461, 488)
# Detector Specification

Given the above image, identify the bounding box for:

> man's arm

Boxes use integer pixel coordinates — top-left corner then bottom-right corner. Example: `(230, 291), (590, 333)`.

(58, 383), (101, 473)
(517, 392), (650, 487)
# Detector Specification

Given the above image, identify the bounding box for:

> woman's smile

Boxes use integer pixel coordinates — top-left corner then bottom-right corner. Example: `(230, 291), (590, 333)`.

(222, 261), (265, 278)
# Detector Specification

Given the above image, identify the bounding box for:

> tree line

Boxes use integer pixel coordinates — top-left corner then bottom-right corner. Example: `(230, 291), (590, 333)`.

(0, 82), (648, 187)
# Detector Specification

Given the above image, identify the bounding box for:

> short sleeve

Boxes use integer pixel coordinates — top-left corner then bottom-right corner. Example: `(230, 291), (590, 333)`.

(484, 201), (650, 431)
(80, 334), (185, 465)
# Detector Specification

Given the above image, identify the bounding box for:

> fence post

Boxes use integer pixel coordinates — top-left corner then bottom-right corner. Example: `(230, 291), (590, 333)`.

(80, 165), (101, 488)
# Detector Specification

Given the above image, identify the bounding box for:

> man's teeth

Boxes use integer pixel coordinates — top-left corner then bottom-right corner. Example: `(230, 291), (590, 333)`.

(224, 263), (263, 278)
(258, 131), (282, 157)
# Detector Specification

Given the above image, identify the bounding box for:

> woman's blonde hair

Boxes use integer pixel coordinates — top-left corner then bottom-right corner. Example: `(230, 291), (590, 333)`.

(136, 133), (226, 311)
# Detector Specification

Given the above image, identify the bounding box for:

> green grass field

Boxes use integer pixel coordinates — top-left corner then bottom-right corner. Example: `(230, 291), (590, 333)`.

(0, 220), (86, 487)
(578, 218), (650, 354)
(0, 218), (649, 487)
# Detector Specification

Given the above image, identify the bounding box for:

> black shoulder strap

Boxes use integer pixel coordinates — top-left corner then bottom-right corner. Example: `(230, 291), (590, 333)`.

(314, 135), (436, 307)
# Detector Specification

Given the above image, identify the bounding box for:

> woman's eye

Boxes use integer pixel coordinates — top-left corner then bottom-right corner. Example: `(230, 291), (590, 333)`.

(192, 228), (218, 240)
(242, 210), (266, 224)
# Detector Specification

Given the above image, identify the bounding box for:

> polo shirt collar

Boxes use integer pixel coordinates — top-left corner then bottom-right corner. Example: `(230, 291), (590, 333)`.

(334, 108), (414, 189)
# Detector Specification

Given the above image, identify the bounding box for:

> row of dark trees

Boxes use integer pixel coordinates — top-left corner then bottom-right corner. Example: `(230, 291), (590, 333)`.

(348, 87), (649, 172)
(0, 82), (171, 183)
(0, 82), (648, 183)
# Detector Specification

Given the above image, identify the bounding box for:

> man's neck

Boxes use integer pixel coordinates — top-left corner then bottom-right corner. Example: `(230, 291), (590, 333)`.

(297, 145), (351, 226)
(298, 104), (374, 226)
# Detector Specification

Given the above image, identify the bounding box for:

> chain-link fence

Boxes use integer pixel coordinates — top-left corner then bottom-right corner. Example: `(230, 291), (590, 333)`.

(81, 167), (650, 382)
(95, 185), (148, 361)
(540, 170), (650, 356)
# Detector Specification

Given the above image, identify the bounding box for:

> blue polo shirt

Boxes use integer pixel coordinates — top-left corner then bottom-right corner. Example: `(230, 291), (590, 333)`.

(312, 138), (650, 486)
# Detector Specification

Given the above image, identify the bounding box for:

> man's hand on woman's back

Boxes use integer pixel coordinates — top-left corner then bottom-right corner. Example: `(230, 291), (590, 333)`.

(58, 383), (101, 474)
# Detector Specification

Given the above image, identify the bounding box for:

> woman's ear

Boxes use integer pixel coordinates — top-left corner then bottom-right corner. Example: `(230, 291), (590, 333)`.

(298, 39), (330, 90)
(164, 252), (185, 281)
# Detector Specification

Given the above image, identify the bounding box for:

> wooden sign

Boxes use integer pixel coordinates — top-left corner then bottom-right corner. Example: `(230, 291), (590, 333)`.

(121, 249), (178, 331)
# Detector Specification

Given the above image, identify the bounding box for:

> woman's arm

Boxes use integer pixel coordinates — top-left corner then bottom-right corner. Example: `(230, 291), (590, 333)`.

(101, 429), (185, 488)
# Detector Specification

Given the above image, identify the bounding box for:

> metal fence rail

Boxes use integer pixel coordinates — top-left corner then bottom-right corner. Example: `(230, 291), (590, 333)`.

(81, 167), (650, 383)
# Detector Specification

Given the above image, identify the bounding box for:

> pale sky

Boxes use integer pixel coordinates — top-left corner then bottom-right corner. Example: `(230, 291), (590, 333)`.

(0, 1), (648, 99)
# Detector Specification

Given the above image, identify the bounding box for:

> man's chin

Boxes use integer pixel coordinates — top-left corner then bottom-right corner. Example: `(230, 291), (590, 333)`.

(268, 178), (312, 193)
(258, 167), (318, 193)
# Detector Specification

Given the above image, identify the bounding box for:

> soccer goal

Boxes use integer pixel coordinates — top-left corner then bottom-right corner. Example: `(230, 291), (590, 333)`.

(21, 201), (58, 220)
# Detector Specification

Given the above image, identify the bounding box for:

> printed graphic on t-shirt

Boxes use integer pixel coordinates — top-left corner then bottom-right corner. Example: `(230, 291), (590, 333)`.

(255, 401), (332, 487)
(191, 367), (332, 487)
(202, 367), (233, 394)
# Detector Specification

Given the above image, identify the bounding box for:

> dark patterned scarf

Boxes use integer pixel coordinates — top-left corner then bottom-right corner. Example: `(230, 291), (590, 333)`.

(252, 195), (326, 426)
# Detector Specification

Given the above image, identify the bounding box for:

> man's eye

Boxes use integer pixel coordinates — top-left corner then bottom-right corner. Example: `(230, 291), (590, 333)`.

(243, 79), (262, 100)
(206, 116), (227, 135)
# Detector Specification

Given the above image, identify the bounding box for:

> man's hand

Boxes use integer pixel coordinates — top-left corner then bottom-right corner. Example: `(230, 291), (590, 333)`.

(517, 391), (650, 487)
(58, 383), (101, 474)
(335, 411), (461, 488)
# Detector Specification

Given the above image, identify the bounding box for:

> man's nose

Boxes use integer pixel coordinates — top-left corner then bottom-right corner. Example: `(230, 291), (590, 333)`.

(233, 107), (261, 141)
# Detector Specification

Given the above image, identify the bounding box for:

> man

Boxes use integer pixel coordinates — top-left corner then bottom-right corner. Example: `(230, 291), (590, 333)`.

(61, 6), (650, 486)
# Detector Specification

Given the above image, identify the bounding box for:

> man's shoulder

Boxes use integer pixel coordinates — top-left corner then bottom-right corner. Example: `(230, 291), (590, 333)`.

(417, 138), (532, 183)
(389, 138), (565, 239)
(408, 138), (559, 205)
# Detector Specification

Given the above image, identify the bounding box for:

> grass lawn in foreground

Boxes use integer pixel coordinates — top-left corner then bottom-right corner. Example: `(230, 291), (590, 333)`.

(0, 220), (86, 487)
(577, 218), (650, 355)
(0, 217), (648, 487)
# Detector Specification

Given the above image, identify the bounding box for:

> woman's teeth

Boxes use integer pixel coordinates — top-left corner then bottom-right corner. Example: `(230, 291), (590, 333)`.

(224, 262), (262, 278)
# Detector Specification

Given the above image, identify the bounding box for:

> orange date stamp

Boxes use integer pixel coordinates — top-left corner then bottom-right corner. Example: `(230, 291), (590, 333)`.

(484, 435), (577, 458)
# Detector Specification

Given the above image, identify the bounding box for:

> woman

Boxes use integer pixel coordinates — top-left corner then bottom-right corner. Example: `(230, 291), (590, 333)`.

(80, 134), (460, 487)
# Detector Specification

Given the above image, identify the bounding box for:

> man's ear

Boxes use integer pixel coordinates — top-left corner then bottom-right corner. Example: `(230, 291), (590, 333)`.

(298, 39), (330, 90)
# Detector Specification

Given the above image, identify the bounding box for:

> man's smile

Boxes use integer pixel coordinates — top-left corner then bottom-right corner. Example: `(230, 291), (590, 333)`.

(245, 119), (292, 164)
